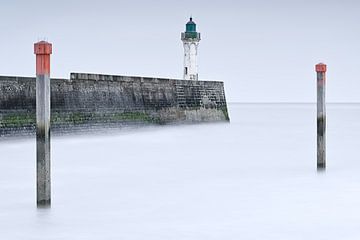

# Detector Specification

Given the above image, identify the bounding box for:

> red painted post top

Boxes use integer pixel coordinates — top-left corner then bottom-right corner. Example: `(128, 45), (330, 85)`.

(34, 41), (52, 75)
(315, 63), (327, 73)
(34, 41), (52, 55)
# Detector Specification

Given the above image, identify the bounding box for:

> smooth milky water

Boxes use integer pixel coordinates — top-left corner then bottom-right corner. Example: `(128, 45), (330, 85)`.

(1, 103), (360, 239)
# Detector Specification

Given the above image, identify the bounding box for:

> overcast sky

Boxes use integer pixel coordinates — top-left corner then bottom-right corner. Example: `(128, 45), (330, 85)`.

(1, 0), (359, 102)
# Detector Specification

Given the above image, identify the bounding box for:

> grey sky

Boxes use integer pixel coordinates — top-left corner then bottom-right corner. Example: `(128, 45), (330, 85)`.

(1, 0), (359, 102)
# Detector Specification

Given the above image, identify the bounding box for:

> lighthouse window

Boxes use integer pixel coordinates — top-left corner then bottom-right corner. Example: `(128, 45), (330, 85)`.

(185, 67), (188, 74)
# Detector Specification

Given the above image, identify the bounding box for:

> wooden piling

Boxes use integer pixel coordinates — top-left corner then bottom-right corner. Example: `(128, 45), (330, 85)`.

(34, 41), (52, 206)
(316, 63), (327, 170)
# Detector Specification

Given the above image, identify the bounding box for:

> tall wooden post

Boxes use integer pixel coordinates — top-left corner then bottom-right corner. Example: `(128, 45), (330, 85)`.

(316, 63), (327, 170)
(34, 41), (52, 206)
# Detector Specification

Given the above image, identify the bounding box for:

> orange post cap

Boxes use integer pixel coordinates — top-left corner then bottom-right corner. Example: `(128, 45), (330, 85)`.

(34, 41), (52, 55)
(315, 63), (327, 72)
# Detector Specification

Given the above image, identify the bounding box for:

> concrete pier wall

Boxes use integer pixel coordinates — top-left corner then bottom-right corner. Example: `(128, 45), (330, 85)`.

(0, 73), (229, 136)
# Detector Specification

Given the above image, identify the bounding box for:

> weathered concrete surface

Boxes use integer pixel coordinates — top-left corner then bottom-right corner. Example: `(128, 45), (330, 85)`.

(0, 73), (229, 136)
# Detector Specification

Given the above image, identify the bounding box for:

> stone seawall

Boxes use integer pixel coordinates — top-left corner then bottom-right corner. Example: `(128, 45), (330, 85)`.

(0, 73), (229, 136)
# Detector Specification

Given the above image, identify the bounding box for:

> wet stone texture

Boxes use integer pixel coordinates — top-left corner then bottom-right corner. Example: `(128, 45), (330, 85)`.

(0, 73), (229, 136)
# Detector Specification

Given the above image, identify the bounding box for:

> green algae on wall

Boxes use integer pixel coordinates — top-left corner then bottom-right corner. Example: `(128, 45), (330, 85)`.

(0, 113), (35, 128)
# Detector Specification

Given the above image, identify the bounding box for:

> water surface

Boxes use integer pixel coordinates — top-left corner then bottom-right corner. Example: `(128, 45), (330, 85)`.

(1, 103), (360, 239)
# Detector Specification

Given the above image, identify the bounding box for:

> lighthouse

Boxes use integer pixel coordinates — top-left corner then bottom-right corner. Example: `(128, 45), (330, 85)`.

(181, 17), (201, 80)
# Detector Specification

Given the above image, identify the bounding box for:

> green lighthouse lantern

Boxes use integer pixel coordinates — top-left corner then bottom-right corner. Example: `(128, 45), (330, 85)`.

(182, 17), (201, 40)
(186, 17), (197, 32)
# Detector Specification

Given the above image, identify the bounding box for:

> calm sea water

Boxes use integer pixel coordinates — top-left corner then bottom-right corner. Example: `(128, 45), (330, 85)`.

(1, 103), (360, 239)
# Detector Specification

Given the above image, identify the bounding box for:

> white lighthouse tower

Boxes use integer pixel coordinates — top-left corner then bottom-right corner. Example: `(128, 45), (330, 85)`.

(181, 17), (201, 80)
